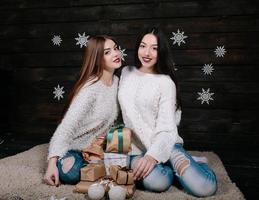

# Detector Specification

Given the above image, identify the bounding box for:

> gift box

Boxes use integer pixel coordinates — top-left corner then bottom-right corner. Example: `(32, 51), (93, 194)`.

(74, 179), (102, 193)
(109, 165), (134, 185)
(81, 163), (106, 182)
(82, 143), (104, 162)
(104, 153), (130, 175)
(106, 124), (132, 153)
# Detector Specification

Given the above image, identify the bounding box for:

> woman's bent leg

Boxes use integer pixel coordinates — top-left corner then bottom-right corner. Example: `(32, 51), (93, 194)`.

(57, 150), (86, 184)
(130, 155), (174, 192)
(169, 144), (217, 197)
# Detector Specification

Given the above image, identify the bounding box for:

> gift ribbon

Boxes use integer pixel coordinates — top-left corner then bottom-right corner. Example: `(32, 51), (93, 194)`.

(107, 124), (125, 153)
(113, 166), (132, 185)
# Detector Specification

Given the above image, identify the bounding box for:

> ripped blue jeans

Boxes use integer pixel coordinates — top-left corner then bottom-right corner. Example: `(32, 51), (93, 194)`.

(56, 150), (86, 184)
(131, 143), (217, 197)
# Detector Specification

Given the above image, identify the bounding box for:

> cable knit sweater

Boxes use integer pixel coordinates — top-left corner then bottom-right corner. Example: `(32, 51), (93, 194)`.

(48, 76), (119, 160)
(118, 66), (183, 163)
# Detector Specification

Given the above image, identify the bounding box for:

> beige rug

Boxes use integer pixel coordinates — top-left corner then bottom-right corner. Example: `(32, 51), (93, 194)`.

(0, 144), (245, 200)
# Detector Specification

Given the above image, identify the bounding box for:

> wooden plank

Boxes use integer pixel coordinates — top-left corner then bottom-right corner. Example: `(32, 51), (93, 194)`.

(0, 15), (257, 39)
(1, 48), (258, 68)
(12, 100), (258, 129)
(1, 1), (257, 24)
(0, 0), (156, 9)
(1, 32), (258, 53)
(12, 65), (259, 83)
(0, 0), (257, 15)
(181, 92), (259, 109)
(12, 83), (259, 109)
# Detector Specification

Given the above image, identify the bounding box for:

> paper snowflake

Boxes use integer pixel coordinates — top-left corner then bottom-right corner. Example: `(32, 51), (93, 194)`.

(197, 88), (214, 105)
(75, 32), (90, 48)
(214, 46), (226, 57)
(202, 63), (214, 75)
(170, 29), (188, 46)
(53, 84), (65, 101)
(51, 35), (62, 46)
(119, 46), (127, 61)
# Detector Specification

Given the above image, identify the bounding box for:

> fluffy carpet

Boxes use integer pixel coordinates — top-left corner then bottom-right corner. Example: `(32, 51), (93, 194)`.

(0, 144), (245, 200)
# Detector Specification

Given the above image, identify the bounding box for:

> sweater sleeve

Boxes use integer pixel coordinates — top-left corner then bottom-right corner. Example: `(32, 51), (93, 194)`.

(145, 77), (178, 163)
(47, 85), (96, 160)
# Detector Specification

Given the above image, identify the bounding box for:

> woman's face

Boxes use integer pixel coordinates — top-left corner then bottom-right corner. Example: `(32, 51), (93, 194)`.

(138, 33), (158, 72)
(103, 39), (122, 71)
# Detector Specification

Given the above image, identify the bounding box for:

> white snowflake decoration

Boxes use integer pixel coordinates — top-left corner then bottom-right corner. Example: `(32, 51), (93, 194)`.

(170, 29), (188, 46)
(51, 35), (62, 46)
(202, 63), (214, 75)
(75, 32), (90, 48)
(119, 46), (127, 61)
(197, 88), (214, 105)
(53, 84), (65, 101)
(214, 46), (226, 57)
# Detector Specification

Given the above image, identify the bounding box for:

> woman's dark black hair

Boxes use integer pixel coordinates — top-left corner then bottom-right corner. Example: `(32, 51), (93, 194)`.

(134, 26), (181, 109)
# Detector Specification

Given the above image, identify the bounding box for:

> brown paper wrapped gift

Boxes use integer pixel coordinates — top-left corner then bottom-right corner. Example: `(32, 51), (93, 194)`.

(106, 126), (132, 153)
(74, 180), (101, 193)
(82, 143), (104, 162)
(80, 163), (105, 182)
(109, 165), (134, 185)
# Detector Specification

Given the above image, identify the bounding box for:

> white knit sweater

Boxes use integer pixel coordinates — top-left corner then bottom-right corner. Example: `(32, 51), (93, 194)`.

(48, 76), (119, 160)
(118, 66), (183, 163)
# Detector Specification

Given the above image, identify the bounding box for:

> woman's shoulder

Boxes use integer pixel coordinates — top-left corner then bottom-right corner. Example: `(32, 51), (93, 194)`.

(81, 77), (99, 90)
(121, 66), (136, 75)
(158, 74), (176, 90)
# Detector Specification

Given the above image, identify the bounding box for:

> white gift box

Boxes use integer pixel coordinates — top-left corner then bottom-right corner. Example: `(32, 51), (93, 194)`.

(104, 153), (130, 175)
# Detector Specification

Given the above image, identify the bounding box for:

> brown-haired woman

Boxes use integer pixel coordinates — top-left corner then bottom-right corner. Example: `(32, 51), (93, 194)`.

(44, 35), (122, 186)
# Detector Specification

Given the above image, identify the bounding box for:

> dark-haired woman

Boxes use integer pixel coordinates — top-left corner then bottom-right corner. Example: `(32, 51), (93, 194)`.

(118, 27), (217, 197)
(44, 35), (122, 186)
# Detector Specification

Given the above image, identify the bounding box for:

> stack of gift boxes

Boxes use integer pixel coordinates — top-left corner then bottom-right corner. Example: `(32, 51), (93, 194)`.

(74, 125), (135, 199)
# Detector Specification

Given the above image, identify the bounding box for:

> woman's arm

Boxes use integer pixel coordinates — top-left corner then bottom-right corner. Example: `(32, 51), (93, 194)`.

(133, 77), (178, 180)
(48, 86), (96, 160)
(145, 77), (178, 163)
(43, 156), (60, 186)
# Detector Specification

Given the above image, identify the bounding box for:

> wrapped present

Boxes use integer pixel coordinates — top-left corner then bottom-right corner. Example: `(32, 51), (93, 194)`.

(106, 124), (132, 153)
(74, 180), (101, 193)
(93, 132), (107, 148)
(82, 143), (104, 162)
(109, 165), (134, 185)
(104, 153), (130, 175)
(74, 179), (110, 194)
(81, 163), (106, 182)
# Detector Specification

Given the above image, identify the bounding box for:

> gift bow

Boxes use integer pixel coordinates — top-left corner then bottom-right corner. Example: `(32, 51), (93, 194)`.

(110, 165), (134, 185)
(107, 124), (125, 153)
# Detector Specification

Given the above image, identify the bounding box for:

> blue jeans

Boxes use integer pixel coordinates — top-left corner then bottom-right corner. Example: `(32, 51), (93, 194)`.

(56, 150), (86, 184)
(130, 143), (217, 197)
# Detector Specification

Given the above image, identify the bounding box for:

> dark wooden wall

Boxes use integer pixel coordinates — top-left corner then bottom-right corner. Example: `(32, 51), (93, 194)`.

(0, 0), (258, 199)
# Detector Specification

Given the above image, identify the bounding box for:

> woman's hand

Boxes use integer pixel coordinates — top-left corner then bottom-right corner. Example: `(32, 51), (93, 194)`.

(43, 157), (60, 187)
(133, 155), (157, 180)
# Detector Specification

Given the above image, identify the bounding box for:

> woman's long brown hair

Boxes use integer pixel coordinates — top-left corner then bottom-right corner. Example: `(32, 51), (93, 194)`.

(60, 35), (118, 122)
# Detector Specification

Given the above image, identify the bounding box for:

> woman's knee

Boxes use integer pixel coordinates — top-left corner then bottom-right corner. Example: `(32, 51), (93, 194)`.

(57, 151), (85, 184)
(142, 165), (174, 192)
(181, 168), (217, 197)
(191, 179), (217, 197)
